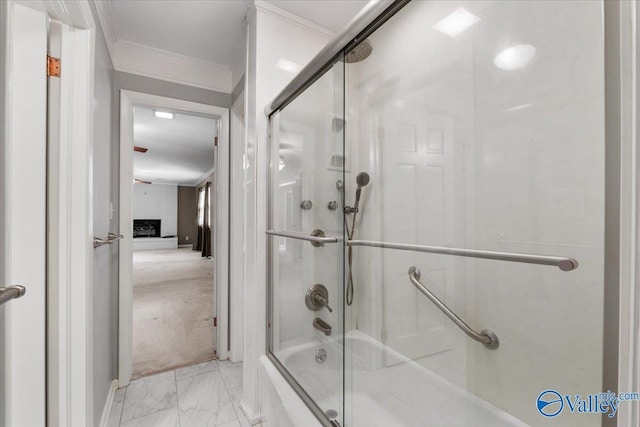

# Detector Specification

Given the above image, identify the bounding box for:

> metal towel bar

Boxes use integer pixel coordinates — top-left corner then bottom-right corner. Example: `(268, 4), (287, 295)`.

(349, 240), (578, 271)
(408, 267), (499, 350)
(93, 232), (124, 248)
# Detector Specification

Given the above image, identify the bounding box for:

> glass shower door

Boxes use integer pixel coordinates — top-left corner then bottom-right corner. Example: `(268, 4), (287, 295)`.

(267, 59), (346, 426)
(343, 1), (605, 426)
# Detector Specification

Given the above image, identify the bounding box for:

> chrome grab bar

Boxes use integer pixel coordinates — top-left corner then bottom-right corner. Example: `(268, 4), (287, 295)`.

(408, 267), (499, 350)
(93, 232), (124, 248)
(348, 240), (578, 271)
(0, 285), (26, 306)
(266, 230), (342, 245)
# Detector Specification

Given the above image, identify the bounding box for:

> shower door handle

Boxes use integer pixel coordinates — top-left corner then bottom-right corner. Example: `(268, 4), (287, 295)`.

(266, 230), (342, 246)
(408, 267), (499, 350)
(0, 285), (26, 306)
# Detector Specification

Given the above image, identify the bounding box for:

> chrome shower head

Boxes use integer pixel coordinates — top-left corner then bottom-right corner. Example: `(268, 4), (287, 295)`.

(345, 40), (373, 64)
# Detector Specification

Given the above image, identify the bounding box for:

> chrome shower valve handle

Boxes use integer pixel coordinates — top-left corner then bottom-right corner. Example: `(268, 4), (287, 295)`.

(313, 293), (333, 313)
(305, 284), (333, 313)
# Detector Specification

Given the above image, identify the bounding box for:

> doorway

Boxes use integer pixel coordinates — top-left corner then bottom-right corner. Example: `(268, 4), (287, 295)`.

(130, 105), (217, 378)
(119, 91), (230, 386)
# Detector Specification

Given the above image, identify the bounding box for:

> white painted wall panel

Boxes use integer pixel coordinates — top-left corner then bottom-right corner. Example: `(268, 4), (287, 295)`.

(243, 4), (331, 418)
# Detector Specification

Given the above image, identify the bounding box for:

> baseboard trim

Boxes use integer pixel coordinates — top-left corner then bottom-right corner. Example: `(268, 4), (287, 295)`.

(178, 244), (193, 248)
(240, 399), (263, 425)
(98, 380), (119, 427)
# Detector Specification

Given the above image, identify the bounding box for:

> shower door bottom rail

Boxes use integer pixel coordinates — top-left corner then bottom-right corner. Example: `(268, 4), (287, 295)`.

(408, 266), (499, 350)
(348, 239), (578, 271)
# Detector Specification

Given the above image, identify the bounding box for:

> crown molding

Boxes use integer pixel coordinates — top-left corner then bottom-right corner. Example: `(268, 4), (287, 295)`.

(92, 0), (116, 60)
(112, 40), (232, 93)
(92, 0), (232, 93)
(254, 1), (335, 39)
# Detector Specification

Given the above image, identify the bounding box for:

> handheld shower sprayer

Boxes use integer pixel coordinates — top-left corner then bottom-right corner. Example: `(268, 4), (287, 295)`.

(341, 172), (371, 306)
(344, 172), (370, 215)
(353, 172), (370, 212)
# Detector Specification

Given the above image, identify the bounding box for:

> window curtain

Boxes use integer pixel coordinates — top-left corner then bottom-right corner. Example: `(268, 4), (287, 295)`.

(201, 182), (212, 258)
(195, 186), (205, 251)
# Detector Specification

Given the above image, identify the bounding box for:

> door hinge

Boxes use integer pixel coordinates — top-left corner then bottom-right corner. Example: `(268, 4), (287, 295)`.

(214, 137), (218, 147)
(47, 55), (61, 77)
(213, 317), (217, 327)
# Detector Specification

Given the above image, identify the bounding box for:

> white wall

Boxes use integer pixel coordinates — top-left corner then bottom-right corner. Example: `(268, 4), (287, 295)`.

(241, 2), (332, 419)
(133, 184), (177, 237)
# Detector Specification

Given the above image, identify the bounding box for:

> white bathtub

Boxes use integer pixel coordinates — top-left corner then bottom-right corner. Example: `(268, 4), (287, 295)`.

(261, 330), (530, 427)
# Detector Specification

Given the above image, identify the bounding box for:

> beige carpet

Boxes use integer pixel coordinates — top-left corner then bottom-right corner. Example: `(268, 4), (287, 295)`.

(132, 248), (215, 379)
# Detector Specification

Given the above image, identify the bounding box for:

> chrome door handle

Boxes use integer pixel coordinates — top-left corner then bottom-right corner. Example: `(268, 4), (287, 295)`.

(0, 285), (26, 306)
(108, 232), (124, 243)
(93, 232), (124, 248)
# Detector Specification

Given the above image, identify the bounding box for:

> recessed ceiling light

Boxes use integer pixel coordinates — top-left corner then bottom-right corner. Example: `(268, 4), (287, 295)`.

(154, 111), (174, 119)
(276, 58), (302, 74)
(494, 44), (536, 70)
(433, 7), (480, 37)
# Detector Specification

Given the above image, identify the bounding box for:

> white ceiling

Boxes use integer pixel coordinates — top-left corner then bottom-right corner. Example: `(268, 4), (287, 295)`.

(133, 106), (217, 186)
(95, 0), (370, 91)
(108, 0), (252, 66)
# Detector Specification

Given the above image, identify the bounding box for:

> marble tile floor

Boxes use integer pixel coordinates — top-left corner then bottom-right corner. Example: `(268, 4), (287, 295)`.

(133, 248), (215, 378)
(107, 360), (256, 427)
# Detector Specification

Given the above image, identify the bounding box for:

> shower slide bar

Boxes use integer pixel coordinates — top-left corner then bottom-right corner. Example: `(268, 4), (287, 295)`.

(408, 266), (499, 349)
(266, 230), (578, 271)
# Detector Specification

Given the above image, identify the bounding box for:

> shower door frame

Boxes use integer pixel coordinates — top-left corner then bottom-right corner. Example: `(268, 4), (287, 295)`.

(263, 1), (636, 427)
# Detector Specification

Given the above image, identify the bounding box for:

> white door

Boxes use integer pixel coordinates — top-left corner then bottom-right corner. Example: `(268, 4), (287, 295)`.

(1, 2), (48, 426)
(381, 101), (457, 362)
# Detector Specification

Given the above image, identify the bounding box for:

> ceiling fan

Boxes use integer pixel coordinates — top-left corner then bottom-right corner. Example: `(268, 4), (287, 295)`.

(134, 179), (152, 185)
(133, 146), (148, 153)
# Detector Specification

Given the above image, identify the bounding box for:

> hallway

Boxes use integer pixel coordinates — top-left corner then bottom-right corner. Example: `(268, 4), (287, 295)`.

(133, 248), (215, 378)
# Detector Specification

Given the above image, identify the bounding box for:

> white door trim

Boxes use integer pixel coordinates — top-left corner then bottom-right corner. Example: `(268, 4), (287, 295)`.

(616, 0), (639, 426)
(44, 1), (96, 425)
(118, 90), (230, 386)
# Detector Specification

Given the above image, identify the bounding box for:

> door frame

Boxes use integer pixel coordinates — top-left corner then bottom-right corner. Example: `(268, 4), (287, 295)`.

(118, 90), (231, 386)
(2, 0), (96, 426)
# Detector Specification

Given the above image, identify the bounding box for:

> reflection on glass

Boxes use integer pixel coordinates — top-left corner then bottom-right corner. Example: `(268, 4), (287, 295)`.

(432, 7), (480, 37)
(494, 44), (536, 70)
(268, 61), (345, 425)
